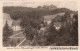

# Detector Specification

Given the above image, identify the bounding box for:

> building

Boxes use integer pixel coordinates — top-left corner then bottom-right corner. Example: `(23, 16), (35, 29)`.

(53, 15), (63, 30)
(3, 13), (22, 31)
(12, 20), (21, 31)
(44, 13), (64, 25)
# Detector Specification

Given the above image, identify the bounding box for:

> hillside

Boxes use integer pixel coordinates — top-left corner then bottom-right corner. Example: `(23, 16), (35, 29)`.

(3, 6), (74, 16)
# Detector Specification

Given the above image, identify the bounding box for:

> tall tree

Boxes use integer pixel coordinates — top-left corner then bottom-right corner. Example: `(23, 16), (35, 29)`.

(24, 24), (34, 40)
(45, 19), (57, 45)
(71, 14), (78, 45)
(3, 21), (13, 46)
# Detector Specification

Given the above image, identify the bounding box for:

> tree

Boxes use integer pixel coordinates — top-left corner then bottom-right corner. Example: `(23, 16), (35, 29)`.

(20, 10), (43, 30)
(37, 6), (42, 9)
(24, 24), (34, 40)
(71, 14), (78, 45)
(3, 21), (13, 46)
(10, 11), (22, 20)
(20, 15), (30, 28)
(44, 19), (57, 45)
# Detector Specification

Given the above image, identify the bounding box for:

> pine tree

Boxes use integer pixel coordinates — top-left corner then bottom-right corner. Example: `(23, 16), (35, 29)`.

(24, 24), (34, 40)
(3, 21), (13, 46)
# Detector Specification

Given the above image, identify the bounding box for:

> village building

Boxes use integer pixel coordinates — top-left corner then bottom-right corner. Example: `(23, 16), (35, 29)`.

(3, 13), (22, 31)
(43, 13), (65, 25)
(53, 15), (63, 30)
(43, 13), (65, 30)
(12, 20), (21, 31)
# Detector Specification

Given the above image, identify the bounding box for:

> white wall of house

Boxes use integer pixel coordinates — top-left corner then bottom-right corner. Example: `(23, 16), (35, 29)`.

(12, 26), (21, 31)
(44, 21), (51, 25)
(54, 22), (62, 30)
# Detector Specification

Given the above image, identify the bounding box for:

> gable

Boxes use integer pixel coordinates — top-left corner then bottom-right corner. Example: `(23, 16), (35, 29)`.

(44, 13), (65, 22)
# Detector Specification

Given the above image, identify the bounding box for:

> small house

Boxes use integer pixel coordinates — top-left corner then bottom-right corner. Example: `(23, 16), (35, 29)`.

(12, 20), (21, 31)
(43, 13), (65, 25)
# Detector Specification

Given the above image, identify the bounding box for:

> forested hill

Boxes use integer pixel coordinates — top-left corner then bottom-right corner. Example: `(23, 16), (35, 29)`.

(3, 6), (75, 16)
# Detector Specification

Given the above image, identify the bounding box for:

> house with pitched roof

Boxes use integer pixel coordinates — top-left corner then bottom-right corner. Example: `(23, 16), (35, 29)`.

(3, 13), (22, 31)
(12, 20), (21, 31)
(43, 13), (65, 25)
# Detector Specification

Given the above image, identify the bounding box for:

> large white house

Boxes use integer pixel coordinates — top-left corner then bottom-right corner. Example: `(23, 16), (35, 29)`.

(12, 20), (21, 31)
(3, 13), (21, 31)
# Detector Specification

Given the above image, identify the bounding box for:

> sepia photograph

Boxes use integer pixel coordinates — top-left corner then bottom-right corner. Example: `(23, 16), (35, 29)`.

(3, 1), (78, 47)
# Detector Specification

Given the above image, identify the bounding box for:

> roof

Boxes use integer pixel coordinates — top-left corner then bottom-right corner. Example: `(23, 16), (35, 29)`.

(12, 20), (21, 26)
(53, 15), (63, 22)
(44, 13), (65, 22)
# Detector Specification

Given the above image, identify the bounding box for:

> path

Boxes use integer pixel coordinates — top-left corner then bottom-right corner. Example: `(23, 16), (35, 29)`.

(9, 31), (26, 47)
(16, 38), (26, 47)
(9, 32), (23, 38)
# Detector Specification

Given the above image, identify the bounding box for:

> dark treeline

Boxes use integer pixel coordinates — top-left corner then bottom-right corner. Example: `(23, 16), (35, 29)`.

(3, 21), (13, 46)
(3, 6), (74, 17)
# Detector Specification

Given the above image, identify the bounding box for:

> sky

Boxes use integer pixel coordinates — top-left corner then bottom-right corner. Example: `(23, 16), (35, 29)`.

(3, 1), (77, 11)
